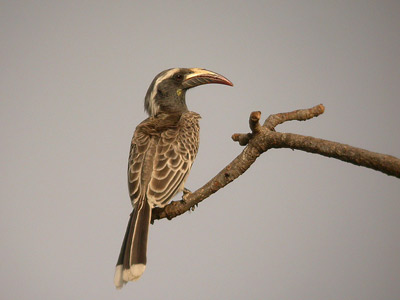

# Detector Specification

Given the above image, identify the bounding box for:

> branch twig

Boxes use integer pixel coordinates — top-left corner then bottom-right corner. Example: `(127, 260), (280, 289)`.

(151, 104), (400, 222)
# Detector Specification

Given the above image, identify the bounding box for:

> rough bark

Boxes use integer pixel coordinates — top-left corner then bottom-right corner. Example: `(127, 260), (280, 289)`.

(151, 104), (400, 222)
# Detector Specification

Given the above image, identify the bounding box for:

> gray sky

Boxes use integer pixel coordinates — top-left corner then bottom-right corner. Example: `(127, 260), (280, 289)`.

(1, 1), (400, 299)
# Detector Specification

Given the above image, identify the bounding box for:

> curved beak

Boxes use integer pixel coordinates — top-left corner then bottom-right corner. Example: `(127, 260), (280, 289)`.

(182, 68), (233, 89)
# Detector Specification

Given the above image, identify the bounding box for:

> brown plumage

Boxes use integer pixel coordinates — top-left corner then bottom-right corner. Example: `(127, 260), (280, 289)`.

(114, 68), (232, 288)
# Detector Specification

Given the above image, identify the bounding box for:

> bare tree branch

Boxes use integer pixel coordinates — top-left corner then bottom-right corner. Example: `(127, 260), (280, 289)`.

(151, 104), (400, 222)
(264, 103), (325, 130)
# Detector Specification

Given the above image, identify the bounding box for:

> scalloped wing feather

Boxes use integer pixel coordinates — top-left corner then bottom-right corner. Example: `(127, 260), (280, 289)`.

(128, 112), (200, 208)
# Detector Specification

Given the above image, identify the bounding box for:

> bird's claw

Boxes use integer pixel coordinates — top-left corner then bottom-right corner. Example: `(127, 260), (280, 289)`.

(181, 188), (198, 211)
(190, 203), (198, 211)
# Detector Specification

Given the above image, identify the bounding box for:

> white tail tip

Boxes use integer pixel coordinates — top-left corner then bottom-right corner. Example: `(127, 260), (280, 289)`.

(114, 265), (126, 289)
(123, 264), (146, 281)
(114, 264), (146, 288)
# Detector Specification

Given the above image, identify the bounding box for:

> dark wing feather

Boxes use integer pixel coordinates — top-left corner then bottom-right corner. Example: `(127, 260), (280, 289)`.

(128, 112), (200, 208)
(147, 126), (195, 207)
(128, 120), (152, 205)
(149, 112), (200, 208)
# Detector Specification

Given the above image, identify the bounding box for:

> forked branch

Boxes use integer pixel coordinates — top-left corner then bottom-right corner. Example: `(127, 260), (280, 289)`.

(151, 104), (400, 222)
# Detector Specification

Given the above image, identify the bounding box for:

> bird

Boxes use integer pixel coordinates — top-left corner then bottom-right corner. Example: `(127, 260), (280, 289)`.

(114, 68), (233, 288)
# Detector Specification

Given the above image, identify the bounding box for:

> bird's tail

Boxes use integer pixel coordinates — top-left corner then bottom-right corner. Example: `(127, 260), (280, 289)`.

(114, 200), (151, 288)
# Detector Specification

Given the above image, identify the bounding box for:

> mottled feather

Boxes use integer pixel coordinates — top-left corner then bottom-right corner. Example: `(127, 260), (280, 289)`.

(128, 111), (201, 208)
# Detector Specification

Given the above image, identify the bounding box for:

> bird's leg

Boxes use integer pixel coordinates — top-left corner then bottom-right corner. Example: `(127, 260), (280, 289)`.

(182, 188), (198, 211)
(182, 188), (191, 203)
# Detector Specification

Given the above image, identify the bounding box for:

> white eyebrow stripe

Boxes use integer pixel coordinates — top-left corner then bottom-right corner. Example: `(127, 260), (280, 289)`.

(150, 69), (179, 102)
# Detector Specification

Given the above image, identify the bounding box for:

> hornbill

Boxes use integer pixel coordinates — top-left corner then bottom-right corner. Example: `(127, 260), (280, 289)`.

(114, 68), (233, 288)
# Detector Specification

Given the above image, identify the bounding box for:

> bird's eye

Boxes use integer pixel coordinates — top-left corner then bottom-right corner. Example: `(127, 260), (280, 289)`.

(175, 74), (183, 80)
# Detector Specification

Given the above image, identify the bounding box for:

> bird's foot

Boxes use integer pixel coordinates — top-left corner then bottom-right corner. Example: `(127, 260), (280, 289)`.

(182, 188), (192, 204)
(190, 203), (198, 212)
(182, 188), (198, 211)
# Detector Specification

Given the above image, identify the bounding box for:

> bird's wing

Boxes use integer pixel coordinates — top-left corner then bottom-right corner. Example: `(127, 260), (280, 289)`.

(128, 119), (152, 205)
(146, 126), (196, 207)
(128, 114), (198, 208)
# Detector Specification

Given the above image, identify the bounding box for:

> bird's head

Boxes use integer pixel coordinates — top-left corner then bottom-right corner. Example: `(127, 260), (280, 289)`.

(144, 68), (233, 116)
